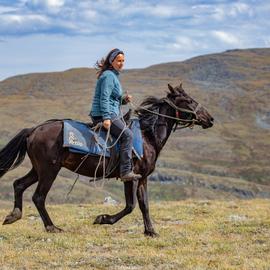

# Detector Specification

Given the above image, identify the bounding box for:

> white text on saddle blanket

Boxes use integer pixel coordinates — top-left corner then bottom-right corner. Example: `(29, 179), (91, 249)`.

(68, 131), (83, 147)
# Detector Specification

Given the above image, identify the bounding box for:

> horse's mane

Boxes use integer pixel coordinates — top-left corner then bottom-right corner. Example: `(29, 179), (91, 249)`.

(135, 96), (165, 134)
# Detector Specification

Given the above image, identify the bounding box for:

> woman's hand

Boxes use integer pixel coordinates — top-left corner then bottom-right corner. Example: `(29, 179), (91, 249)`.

(124, 94), (132, 103)
(103, 119), (111, 130)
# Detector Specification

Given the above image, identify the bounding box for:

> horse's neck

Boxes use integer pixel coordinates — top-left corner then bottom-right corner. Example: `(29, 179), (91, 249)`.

(157, 120), (174, 155)
(147, 117), (175, 158)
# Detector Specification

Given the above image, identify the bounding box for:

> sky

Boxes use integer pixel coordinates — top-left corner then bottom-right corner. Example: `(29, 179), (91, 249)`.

(0, 0), (270, 80)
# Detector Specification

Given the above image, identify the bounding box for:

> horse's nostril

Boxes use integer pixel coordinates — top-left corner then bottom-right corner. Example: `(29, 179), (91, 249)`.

(211, 117), (214, 122)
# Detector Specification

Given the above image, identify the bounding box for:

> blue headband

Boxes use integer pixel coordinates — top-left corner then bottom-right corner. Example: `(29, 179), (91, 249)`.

(109, 49), (124, 64)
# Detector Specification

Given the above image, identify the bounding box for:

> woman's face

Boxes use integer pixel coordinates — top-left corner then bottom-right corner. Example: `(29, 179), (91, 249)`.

(111, 53), (125, 72)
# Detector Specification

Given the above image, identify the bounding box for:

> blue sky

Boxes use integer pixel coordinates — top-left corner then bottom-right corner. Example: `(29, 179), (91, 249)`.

(0, 0), (269, 80)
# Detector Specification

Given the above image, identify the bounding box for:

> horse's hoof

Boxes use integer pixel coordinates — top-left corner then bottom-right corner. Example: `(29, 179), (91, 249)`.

(93, 215), (104, 224)
(2, 208), (22, 225)
(93, 214), (110, 224)
(46, 225), (63, 233)
(144, 230), (159, 237)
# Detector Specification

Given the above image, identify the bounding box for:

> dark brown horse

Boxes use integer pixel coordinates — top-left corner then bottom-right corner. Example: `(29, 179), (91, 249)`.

(0, 83), (213, 236)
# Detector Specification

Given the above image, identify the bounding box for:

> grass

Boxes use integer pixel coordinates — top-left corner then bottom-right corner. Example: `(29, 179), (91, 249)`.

(0, 200), (270, 269)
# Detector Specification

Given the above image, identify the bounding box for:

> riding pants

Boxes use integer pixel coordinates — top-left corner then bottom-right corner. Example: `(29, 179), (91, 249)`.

(91, 113), (133, 176)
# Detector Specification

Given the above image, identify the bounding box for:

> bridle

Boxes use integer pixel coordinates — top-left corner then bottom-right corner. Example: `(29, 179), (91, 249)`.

(134, 97), (202, 131)
(163, 98), (202, 131)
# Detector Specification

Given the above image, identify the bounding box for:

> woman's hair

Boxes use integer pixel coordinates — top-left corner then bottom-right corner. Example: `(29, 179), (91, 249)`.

(95, 48), (124, 78)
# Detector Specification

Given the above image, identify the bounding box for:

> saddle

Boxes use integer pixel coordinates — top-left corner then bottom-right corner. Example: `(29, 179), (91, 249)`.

(63, 111), (144, 173)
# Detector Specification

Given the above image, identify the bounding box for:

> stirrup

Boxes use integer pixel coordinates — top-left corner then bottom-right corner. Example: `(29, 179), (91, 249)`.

(121, 172), (141, 182)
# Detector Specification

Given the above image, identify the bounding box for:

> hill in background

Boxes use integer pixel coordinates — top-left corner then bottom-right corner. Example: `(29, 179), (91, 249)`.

(0, 48), (270, 203)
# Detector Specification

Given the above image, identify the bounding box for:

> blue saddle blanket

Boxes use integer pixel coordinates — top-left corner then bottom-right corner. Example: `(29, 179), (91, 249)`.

(63, 119), (143, 159)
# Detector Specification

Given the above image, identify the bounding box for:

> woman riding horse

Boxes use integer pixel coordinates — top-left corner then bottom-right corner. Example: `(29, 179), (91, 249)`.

(0, 80), (214, 235)
(90, 48), (141, 182)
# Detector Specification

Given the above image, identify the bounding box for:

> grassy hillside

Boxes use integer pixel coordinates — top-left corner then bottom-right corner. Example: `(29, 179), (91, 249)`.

(2, 162), (270, 208)
(0, 48), (270, 201)
(0, 200), (270, 269)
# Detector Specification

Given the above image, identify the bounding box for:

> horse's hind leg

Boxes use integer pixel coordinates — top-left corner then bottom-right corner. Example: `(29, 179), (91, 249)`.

(32, 167), (61, 233)
(3, 168), (38, 225)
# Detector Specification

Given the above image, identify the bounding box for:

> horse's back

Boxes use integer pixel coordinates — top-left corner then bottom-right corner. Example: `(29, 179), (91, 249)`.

(27, 120), (64, 162)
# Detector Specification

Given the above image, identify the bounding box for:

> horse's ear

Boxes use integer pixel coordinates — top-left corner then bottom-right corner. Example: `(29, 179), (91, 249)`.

(175, 82), (184, 94)
(168, 84), (176, 94)
(178, 82), (184, 92)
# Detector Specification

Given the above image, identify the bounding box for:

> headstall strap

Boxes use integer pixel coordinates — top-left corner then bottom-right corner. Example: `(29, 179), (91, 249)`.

(173, 111), (180, 132)
(164, 98), (201, 131)
(194, 103), (201, 115)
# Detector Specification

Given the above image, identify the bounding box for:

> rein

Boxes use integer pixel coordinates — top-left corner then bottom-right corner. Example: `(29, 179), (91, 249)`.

(163, 98), (201, 131)
(132, 98), (201, 131)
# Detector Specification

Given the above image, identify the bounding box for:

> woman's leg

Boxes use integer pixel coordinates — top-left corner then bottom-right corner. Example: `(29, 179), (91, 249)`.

(91, 114), (140, 180)
(110, 115), (133, 176)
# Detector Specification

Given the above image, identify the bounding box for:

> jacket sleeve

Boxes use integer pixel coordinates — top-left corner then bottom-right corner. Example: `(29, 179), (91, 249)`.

(100, 74), (114, 120)
(121, 95), (128, 105)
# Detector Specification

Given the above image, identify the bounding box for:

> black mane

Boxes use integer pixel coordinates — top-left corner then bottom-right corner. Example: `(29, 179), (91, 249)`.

(135, 96), (165, 135)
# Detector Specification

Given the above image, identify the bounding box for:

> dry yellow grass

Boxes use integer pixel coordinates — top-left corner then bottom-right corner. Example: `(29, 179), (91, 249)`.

(0, 199), (270, 269)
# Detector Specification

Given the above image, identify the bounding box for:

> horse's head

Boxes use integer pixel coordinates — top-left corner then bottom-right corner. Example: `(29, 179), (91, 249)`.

(167, 83), (214, 129)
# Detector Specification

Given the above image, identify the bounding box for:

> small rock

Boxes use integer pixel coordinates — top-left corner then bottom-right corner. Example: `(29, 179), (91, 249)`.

(254, 239), (266, 245)
(0, 235), (7, 241)
(27, 215), (41, 221)
(41, 238), (52, 242)
(228, 214), (248, 222)
(104, 196), (118, 205)
(166, 220), (190, 225)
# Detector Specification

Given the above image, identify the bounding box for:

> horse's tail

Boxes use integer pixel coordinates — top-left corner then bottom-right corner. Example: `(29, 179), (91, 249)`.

(0, 128), (33, 178)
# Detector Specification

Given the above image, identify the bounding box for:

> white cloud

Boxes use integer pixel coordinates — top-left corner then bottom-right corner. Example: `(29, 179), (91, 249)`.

(81, 9), (97, 20)
(210, 2), (253, 21)
(171, 36), (199, 51)
(0, 5), (18, 14)
(0, 13), (49, 31)
(212, 6), (226, 21)
(229, 3), (253, 17)
(212, 31), (241, 46)
(46, 0), (64, 8)
(25, 0), (65, 13)
(27, 0), (64, 8)
(149, 5), (178, 18)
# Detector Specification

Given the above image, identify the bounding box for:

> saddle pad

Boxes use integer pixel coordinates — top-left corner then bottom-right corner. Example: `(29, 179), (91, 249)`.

(63, 119), (143, 159)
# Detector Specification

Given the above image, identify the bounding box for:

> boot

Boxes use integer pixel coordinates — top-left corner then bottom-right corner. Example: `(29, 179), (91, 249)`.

(121, 171), (141, 182)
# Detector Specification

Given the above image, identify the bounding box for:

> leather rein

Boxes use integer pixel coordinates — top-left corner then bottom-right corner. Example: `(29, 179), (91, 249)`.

(135, 98), (201, 132)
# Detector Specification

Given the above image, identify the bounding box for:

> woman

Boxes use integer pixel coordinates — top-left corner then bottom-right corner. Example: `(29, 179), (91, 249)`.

(90, 48), (141, 181)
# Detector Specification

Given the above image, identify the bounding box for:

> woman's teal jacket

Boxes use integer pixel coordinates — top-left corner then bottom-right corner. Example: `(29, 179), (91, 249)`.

(90, 69), (123, 120)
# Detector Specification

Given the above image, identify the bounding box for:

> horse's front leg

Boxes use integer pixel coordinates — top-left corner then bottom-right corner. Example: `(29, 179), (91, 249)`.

(137, 178), (158, 237)
(93, 179), (138, 225)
